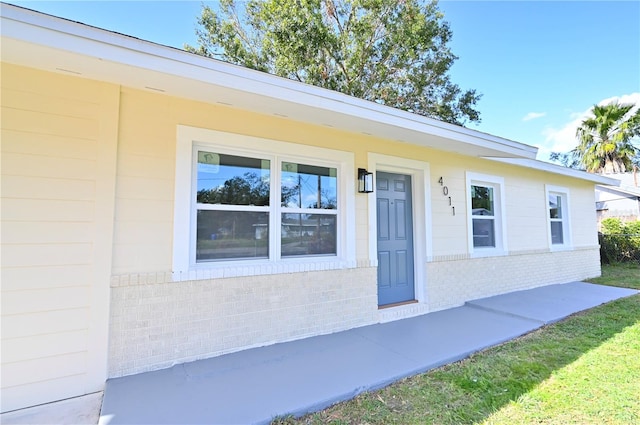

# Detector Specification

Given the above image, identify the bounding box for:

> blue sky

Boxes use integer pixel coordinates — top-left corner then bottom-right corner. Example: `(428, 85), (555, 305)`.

(8, 1), (640, 160)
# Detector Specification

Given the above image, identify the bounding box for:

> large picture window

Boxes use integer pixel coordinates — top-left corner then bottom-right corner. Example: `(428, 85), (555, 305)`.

(194, 151), (339, 263)
(174, 126), (355, 277)
(466, 172), (506, 256)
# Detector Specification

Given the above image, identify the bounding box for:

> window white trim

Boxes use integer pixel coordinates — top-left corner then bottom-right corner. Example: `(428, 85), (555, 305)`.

(173, 125), (356, 280)
(366, 153), (431, 304)
(545, 184), (572, 251)
(466, 172), (507, 257)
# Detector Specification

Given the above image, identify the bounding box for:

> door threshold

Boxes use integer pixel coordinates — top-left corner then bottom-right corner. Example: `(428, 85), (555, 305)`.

(378, 300), (418, 310)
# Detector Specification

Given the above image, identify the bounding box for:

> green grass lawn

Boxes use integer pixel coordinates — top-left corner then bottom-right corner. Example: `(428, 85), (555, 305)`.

(587, 262), (640, 290)
(274, 263), (640, 425)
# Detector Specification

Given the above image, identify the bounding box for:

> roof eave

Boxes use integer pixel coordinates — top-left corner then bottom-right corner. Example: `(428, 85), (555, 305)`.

(484, 157), (623, 185)
(596, 185), (640, 197)
(0, 2), (539, 160)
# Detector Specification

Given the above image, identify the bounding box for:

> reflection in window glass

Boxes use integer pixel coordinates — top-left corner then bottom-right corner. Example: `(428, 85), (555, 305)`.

(192, 149), (341, 263)
(550, 221), (564, 244)
(471, 184), (496, 248)
(197, 152), (270, 206)
(471, 185), (494, 216)
(472, 219), (496, 247)
(549, 194), (562, 219)
(281, 213), (337, 257)
(281, 162), (337, 209)
(549, 192), (565, 245)
(196, 210), (269, 261)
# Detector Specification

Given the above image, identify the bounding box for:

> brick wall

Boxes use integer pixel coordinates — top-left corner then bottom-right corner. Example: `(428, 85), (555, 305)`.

(108, 267), (377, 377)
(109, 248), (601, 377)
(426, 247), (601, 311)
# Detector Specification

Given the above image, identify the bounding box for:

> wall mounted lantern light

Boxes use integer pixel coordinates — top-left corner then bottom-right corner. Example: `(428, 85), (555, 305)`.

(358, 168), (374, 193)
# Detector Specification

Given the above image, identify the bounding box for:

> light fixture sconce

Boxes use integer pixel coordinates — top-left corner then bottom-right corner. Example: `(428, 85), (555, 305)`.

(358, 168), (374, 193)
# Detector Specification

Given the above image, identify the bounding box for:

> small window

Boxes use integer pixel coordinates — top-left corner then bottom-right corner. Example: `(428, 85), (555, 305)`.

(548, 193), (564, 244)
(471, 185), (496, 247)
(546, 186), (571, 249)
(466, 173), (506, 256)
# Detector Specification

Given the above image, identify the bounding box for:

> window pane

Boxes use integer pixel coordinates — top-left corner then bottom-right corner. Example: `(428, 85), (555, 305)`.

(281, 162), (337, 209)
(197, 152), (270, 206)
(472, 218), (495, 247)
(281, 213), (337, 256)
(551, 221), (564, 244)
(196, 210), (269, 261)
(471, 185), (494, 216)
(549, 194), (562, 219)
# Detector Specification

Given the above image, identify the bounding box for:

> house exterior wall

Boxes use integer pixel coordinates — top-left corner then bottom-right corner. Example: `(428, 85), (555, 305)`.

(596, 174), (640, 224)
(596, 186), (640, 223)
(1, 64), (117, 412)
(427, 248), (600, 311)
(2, 64), (603, 391)
(109, 267), (377, 377)
(106, 83), (602, 377)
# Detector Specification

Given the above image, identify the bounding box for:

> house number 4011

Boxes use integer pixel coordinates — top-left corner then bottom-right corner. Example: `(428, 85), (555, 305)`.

(438, 177), (455, 216)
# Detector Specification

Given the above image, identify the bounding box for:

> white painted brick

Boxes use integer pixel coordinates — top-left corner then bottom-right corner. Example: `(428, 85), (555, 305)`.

(109, 250), (600, 378)
(108, 267), (378, 377)
(426, 248), (600, 310)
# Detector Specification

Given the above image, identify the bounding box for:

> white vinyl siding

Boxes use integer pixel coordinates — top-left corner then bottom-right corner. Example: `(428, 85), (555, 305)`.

(1, 64), (116, 412)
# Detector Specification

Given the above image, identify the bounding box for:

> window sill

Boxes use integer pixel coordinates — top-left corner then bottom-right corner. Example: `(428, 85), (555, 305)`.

(172, 258), (358, 282)
(470, 248), (508, 259)
(549, 244), (573, 252)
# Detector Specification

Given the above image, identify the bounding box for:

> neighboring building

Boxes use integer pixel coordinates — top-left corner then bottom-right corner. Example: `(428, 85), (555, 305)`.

(596, 172), (640, 225)
(0, 4), (619, 413)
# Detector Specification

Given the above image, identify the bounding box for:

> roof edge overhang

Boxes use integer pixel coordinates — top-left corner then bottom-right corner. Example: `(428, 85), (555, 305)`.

(595, 185), (640, 197)
(0, 3), (539, 160)
(484, 157), (622, 186)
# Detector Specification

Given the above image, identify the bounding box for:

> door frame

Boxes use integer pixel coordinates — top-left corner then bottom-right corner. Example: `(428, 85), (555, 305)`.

(367, 153), (432, 304)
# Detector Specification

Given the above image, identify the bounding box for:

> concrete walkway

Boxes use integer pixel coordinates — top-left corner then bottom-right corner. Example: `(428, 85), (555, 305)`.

(0, 393), (103, 425)
(99, 282), (637, 425)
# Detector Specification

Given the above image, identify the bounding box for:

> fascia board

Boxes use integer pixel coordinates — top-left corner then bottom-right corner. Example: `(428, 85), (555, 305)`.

(596, 185), (640, 197)
(484, 157), (622, 186)
(1, 3), (537, 159)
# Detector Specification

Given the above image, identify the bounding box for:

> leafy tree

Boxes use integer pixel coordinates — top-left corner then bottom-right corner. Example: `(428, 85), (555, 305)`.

(573, 102), (640, 173)
(548, 151), (582, 170)
(197, 172), (270, 205)
(196, 172), (299, 206)
(186, 0), (481, 126)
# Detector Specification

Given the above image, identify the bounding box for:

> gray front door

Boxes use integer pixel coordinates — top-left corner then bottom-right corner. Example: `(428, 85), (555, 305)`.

(376, 171), (415, 306)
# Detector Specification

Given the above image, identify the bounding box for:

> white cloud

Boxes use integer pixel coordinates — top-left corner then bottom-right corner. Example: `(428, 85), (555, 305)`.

(596, 93), (640, 109)
(538, 92), (640, 158)
(522, 112), (546, 121)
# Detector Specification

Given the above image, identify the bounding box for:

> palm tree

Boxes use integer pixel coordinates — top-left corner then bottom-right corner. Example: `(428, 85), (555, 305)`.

(573, 101), (640, 173)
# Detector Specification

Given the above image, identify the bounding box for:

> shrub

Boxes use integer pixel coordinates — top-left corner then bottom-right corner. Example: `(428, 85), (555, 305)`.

(601, 217), (626, 235)
(599, 218), (640, 263)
